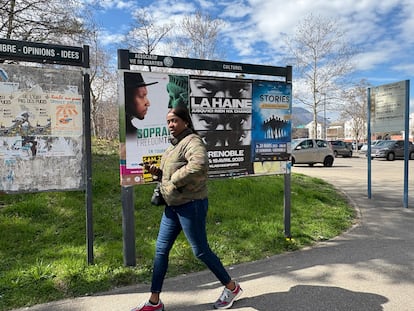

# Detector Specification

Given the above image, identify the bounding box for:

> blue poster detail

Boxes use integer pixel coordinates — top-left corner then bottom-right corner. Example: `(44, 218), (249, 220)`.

(251, 81), (292, 162)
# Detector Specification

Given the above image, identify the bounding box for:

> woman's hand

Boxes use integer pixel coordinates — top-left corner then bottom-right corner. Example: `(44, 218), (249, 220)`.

(140, 162), (162, 179)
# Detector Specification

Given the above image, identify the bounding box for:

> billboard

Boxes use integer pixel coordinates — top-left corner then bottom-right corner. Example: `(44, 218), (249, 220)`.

(0, 64), (84, 193)
(371, 80), (408, 133)
(119, 71), (292, 186)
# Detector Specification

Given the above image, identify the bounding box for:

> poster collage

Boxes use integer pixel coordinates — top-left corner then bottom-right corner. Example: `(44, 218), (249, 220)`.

(0, 64), (84, 193)
(119, 71), (292, 186)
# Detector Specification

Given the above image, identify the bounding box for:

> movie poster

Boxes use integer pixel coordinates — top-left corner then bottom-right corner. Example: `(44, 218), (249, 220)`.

(189, 76), (253, 178)
(119, 71), (189, 185)
(251, 80), (291, 174)
(0, 64), (84, 193)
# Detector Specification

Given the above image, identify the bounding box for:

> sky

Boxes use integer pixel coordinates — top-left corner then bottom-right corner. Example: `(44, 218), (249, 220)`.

(89, 0), (414, 118)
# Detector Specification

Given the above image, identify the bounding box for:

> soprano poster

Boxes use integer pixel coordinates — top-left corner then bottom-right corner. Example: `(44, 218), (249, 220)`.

(119, 71), (189, 185)
(0, 64), (84, 193)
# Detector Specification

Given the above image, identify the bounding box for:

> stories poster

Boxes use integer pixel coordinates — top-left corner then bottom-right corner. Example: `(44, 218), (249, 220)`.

(251, 80), (291, 174)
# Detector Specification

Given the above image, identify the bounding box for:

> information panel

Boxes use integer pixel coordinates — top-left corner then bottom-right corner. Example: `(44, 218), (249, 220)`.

(0, 64), (84, 193)
(371, 80), (407, 133)
(119, 71), (292, 185)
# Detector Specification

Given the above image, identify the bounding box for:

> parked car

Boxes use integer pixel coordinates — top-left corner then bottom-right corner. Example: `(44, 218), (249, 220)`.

(370, 140), (414, 160)
(329, 140), (353, 157)
(291, 138), (334, 167)
(345, 142), (354, 151)
(360, 140), (384, 154)
(352, 142), (364, 150)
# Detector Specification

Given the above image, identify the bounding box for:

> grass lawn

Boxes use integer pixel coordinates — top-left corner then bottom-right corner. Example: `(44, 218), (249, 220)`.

(0, 139), (355, 311)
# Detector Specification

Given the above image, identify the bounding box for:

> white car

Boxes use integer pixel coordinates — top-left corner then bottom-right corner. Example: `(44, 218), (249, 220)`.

(359, 140), (384, 154)
(291, 138), (334, 167)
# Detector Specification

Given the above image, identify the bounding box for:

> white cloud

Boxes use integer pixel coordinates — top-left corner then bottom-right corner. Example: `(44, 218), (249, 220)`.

(92, 0), (414, 90)
(99, 31), (125, 46)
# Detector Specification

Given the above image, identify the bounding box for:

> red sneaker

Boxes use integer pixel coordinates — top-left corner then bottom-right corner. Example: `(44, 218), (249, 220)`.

(131, 300), (164, 311)
(214, 282), (243, 309)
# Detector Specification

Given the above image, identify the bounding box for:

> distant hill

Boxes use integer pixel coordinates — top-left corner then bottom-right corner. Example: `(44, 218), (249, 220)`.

(291, 106), (329, 127)
(292, 106), (313, 127)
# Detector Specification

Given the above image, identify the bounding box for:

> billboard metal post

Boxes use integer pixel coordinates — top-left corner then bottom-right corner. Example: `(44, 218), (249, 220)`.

(367, 87), (372, 199)
(403, 80), (410, 208)
(118, 49), (136, 266)
(83, 45), (94, 264)
(284, 65), (293, 238)
(121, 186), (136, 266)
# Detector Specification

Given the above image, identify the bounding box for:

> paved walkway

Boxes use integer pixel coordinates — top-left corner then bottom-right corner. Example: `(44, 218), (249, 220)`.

(14, 158), (414, 311)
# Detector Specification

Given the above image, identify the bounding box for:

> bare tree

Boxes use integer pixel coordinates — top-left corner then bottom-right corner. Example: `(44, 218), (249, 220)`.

(285, 14), (355, 138)
(172, 11), (225, 60)
(340, 79), (371, 144)
(0, 0), (89, 44)
(87, 29), (118, 139)
(125, 8), (174, 55)
(0, 0), (117, 138)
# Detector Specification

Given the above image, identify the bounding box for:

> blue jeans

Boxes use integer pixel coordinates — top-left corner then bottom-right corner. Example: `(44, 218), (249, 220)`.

(150, 198), (231, 293)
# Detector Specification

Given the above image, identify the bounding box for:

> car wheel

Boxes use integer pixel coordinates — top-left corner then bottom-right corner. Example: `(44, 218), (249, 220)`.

(323, 156), (334, 167)
(387, 152), (395, 161)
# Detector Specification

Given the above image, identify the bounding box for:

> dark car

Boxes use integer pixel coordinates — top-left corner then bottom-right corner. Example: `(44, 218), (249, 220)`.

(370, 140), (414, 161)
(329, 140), (353, 158)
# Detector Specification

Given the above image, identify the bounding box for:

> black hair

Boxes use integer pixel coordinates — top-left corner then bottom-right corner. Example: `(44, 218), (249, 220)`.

(168, 106), (197, 134)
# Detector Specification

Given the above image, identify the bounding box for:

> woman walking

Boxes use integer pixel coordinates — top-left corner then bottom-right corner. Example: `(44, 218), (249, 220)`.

(131, 106), (242, 311)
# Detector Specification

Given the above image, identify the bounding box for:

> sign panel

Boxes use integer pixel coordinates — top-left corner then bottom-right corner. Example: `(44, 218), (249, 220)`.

(0, 39), (84, 66)
(0, 64), (84, 193)
(118, 71), (291, 186)
(125, 51), (289, 77)
(371, 80), (407, 132)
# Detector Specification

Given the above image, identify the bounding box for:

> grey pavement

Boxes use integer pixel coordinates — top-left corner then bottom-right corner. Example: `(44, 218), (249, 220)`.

(14, 157), (414, 311)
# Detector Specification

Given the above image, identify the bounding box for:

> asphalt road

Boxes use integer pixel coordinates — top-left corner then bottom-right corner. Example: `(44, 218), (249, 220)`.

(292, 155), (414, 207)
(13, 155), (414, 311)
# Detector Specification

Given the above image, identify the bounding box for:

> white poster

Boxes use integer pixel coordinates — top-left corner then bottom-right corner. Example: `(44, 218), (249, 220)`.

(371, 80), (408, 133)
(0, 64), (84, 193)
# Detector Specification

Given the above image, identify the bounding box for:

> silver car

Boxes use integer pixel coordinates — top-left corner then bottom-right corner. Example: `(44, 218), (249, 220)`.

(370, 140), (414, 160)
(291, 138), (334, 167)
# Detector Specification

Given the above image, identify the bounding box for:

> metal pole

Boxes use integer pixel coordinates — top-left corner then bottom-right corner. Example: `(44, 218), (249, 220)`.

(118, 49), (137, 265)
(367, 88), (372, 199)
(403, 80), (410, 208)
(122, 186), (136, 266)
(284, 65), (292, 238)
(324, 93), (326, 139)
(82, 45), (94, 265)
(283, 172), (291, 238)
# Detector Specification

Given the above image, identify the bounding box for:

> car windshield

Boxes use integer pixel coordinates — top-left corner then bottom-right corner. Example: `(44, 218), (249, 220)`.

(291, 139), (301, 149)
(376, 140), (395, 147)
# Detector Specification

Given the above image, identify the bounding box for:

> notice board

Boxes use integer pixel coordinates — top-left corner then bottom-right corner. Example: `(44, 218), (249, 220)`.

(0, 64), (85, 193)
